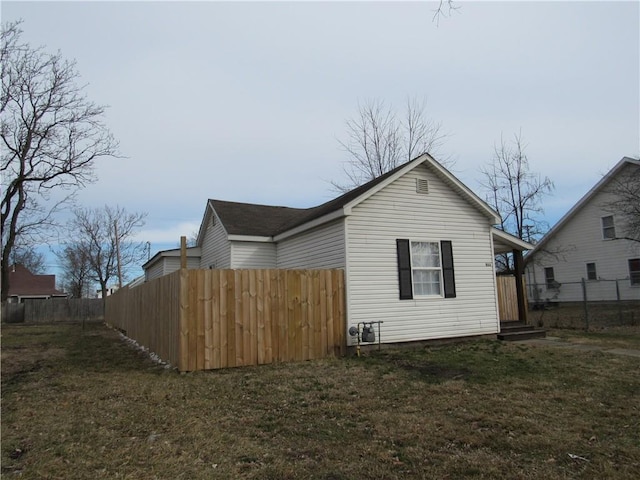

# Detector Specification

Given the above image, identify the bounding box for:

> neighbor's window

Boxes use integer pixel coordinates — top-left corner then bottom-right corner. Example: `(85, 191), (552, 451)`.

(544, 267), (556, 289)
(586, 263), (597, 281)
(602, 215), (616, 239)
(411, 241), (442, 296)
(629, 259), (640, 286)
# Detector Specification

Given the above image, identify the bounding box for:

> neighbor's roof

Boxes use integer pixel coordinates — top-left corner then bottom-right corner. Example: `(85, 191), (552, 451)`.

(7, 264), (66, 297)
(142, 246), (201, 270)
(527, 156), (640, 258)
(206, 154), (500, 240)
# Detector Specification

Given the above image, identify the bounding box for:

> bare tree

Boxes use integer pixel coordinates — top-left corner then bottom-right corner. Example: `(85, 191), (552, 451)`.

(10, 243), (46, 274)
(432, 1), (460, 24)
(57, 244), (93, 298)
(481, 132), (554, 271)
(66, 206), (147, 301)
(1, 21), (118, 301)
(601, 159), (640, 243)
(334, 97), (448, 191)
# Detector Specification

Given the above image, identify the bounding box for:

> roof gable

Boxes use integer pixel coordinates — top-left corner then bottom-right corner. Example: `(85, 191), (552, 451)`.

(204, 154), (500, 239)
(528, 156), (640, 257)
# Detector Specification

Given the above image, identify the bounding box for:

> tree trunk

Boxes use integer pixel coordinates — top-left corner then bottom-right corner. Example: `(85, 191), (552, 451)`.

(1, 249), (11, 302)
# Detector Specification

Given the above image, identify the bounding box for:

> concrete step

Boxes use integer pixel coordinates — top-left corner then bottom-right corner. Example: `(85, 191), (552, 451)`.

(497, 329), (547, 341)
(500, 324), (536, 333)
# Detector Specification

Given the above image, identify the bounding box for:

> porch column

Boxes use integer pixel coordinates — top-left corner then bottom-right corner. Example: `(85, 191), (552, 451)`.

(513, 249), (528, 323)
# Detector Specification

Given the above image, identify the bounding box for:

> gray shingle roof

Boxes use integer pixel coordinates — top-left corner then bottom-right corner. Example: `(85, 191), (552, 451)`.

(210, 159), (407, 237)
(210, 200), (310, 236)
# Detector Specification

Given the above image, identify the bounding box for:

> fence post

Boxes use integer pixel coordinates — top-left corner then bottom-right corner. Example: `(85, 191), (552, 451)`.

(178, 268), (190, 372)
(581, 278), (589, 331)
(615, 279), (622, 325)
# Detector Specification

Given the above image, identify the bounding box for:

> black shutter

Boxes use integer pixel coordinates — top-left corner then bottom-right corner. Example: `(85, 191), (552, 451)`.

(441, 240), (456, 298)
(396, 239), (413, 300)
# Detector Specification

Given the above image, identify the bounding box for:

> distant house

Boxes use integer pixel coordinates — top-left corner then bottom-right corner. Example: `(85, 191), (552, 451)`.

(143, 154), (532, 345)
(525, 157), (640, 304)
(96, 286), (120, 299)
(6, 264), (67, 303)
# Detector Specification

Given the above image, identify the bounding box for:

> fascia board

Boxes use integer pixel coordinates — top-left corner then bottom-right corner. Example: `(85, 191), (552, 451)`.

(427, 159), (501, 224)
(340, 154), (501, 224)
(195, 202), (212, 246)
(274, 209), (346, 242)
(227, 235), (273, 243)
(491, 227), (534, 252)
(342, 156), (427, 214)
(196, 201), (229, 246)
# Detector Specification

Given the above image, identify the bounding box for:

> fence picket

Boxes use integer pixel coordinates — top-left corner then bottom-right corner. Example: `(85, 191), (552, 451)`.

(104, 269), (345, 372)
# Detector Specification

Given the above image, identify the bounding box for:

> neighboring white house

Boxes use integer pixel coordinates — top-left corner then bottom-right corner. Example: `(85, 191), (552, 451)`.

(525, 157), (640, 304)
(143, 247), (202, 280)
(96, 286), (120, 299)
(143, 154), (531, 345)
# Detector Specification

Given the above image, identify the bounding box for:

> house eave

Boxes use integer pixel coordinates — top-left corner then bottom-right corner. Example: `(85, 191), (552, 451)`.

(228, 235), (273, 243)
(341, 154), (501, 224)
(426, 159), (501, 224)
(196, 201), (229, 246)
(142, 246), (202, 270)
(492, 228), (535, 254)
(274, 209), (347, 241)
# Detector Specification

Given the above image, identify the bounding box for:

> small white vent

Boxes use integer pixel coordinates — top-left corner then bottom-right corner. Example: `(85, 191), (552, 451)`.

(416, 178), (429, 194)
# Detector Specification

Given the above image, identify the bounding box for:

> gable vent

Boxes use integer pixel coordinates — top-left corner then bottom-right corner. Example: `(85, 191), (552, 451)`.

(416, 178), (429, 194)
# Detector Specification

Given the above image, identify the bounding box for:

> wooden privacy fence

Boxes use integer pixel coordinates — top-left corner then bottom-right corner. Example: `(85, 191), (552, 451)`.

(106, 270), (182, 367)
(496, 275), (527, 321)
(105, 269), (346, 372)
(2, 298), (104, 324)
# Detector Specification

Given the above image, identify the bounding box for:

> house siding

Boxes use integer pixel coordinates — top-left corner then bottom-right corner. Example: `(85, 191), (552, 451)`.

(145, 256), (200, 282)
(200, 213), (231, 269)
(345, 164), (499, 344)
(526, 170), (640, 303)
(163, 257), (201, 274)
(231, 241), (277, 268)
(145, 261), (165, 282)
(276, 219), (346, 269)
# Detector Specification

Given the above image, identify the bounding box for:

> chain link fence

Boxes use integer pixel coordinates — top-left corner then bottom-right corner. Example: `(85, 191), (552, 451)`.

(527, 278), (639, 330)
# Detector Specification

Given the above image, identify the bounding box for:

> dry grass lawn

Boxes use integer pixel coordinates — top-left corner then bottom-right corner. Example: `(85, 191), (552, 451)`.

(2, 323), (639, 479)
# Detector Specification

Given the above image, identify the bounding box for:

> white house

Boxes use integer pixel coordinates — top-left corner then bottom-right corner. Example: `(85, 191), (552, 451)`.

(143, 154), (532, 344)
(525, 157), (640, 304)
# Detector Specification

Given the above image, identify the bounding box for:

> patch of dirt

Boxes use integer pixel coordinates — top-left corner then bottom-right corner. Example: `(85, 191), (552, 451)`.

(1, 345), (66, 378)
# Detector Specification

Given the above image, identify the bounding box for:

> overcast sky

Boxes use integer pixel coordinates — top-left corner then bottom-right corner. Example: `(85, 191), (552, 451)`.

(3, 0), (639, 278)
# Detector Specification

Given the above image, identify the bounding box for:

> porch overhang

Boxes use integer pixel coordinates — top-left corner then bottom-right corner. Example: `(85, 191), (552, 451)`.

(491, 228), (534, 325)
(491, 228), (534, 254)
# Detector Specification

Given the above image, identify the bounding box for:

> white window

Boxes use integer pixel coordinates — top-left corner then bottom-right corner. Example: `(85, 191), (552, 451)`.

(586, 263), (597, 281)
(629, 259), (640, 286)
(544, 267), (556, 289)
(410, 241), (442, 296)
(602, 215), (615, 239)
